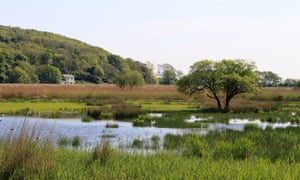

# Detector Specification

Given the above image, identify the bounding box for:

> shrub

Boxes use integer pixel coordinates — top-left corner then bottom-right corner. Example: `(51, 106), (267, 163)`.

(81, 116), (92, 123)
(87, 107), (102, 119)
(112, 103), (142, 119)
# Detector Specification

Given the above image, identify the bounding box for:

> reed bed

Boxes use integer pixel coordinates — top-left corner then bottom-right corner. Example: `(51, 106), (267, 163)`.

(0, 84), (188, 101)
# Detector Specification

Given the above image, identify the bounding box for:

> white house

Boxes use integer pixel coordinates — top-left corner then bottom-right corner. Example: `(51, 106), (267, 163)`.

(61, 74), (75, 84)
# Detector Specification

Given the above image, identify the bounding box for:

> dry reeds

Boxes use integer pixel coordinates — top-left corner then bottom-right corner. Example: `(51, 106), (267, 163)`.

(0, 84), (188, 101)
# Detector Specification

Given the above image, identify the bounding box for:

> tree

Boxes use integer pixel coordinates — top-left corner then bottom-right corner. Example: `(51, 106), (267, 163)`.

(177, 59), (258, 112)
(160, 69), (177, 85)
(144, 61), (158, 84)
(157, 63), (180, 85)
(283, 79), (298, 87)
(114, 74), (128, 90)
(177, 75), (200, 97)
(87, 65), (104, 83)
(258, 71), (281, 87)
(127, 71), (145, 89)
(36, 65), (62, 83)
(9, 67), (31, 83)
(114, 71), (144, 90)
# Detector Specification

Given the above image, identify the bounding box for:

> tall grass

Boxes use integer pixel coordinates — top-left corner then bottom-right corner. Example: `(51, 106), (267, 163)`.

(55, 151), (300, 179)
(0, 84), (188, 101)
(0, 120), (55, 179)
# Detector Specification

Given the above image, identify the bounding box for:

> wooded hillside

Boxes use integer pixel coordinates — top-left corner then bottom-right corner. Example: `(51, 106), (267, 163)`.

(0, 25), (157, 84)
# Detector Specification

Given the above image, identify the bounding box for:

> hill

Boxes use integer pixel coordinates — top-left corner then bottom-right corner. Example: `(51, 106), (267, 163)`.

(0, 25), (157, 84)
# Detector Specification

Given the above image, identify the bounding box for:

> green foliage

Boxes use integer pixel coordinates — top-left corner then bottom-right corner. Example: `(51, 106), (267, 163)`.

(127, 71), (145, 89)
(9, 66), (32, 83)
(81, 116), (92, 122)
(178, 59), (258, 112)
(160, 69), (177, 85)
(36, 65), (62, 83)
(0, 25), (156, 84)
(114, 71), (145, 89)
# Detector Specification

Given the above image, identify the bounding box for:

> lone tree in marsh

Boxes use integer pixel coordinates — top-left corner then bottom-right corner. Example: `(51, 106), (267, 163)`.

(177, 59), (258, 112)
(114, 70), (145, 90)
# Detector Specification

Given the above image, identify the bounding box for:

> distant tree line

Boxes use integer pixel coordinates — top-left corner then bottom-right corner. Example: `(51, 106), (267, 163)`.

(257, 71), (300, 87)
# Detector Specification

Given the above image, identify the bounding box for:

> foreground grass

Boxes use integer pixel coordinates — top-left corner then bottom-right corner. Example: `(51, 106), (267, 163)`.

(53, 150), (300, 179)
(2, 120), (300, 179)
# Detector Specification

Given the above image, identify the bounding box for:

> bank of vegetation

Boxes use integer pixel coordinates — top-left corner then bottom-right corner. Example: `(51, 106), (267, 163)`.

(0, 25), (157, 84)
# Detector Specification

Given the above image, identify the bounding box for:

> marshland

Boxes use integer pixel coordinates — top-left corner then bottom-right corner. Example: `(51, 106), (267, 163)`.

(1, 84), (300, 179)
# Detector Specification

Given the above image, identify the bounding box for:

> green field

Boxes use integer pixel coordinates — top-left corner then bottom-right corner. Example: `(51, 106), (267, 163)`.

(0, 101), (86, 117)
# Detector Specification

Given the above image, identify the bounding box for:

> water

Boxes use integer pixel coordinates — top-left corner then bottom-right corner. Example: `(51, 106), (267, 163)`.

(0, 116), (188, 149)
(0, 116), (298, 149)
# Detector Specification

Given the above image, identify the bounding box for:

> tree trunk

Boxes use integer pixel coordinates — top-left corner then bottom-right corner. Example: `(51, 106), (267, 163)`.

(213, 93), (222, 112)
(223, 95), (232, 113)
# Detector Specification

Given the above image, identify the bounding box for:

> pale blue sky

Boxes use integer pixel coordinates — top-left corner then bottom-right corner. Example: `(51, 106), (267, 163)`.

(1, 0), (300, 78)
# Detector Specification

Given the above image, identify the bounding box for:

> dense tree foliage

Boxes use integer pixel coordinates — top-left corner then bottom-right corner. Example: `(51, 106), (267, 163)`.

(0, 25), (157, 84)
(114, 70), (145, 90)
(36, 65), (62, 83)
(177, 59), (258, 112)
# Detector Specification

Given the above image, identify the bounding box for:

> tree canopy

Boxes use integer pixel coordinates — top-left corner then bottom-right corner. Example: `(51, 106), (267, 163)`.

(114, 70), (145, 90)
(177, 59), (258, 112)
(0, 25), (157, 84)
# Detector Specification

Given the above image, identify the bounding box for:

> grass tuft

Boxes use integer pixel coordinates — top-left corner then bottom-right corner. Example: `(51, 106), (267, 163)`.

(0, 120), (55, 179)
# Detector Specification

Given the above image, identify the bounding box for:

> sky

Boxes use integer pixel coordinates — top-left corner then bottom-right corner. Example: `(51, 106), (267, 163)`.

(1, 0), (300, 79)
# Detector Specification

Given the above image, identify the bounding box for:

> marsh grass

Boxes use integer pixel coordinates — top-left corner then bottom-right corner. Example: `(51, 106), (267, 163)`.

(0, 120), (55, 179)
(71, 136), (81, 147)
(81, 115), (92, 122)
(0, 84), (188, 101)
(92, 140), (115, 165)
(0, 101), (86, 117)
(58, 135), (82, 148)
(105, 123), (119, 128)
(112, 103), (142, 119)
(58, 136), (69, 147)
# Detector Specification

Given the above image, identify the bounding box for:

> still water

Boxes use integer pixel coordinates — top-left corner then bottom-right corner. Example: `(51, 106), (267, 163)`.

(0, 116), (189, 149)
(0, 116), (298, 149)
